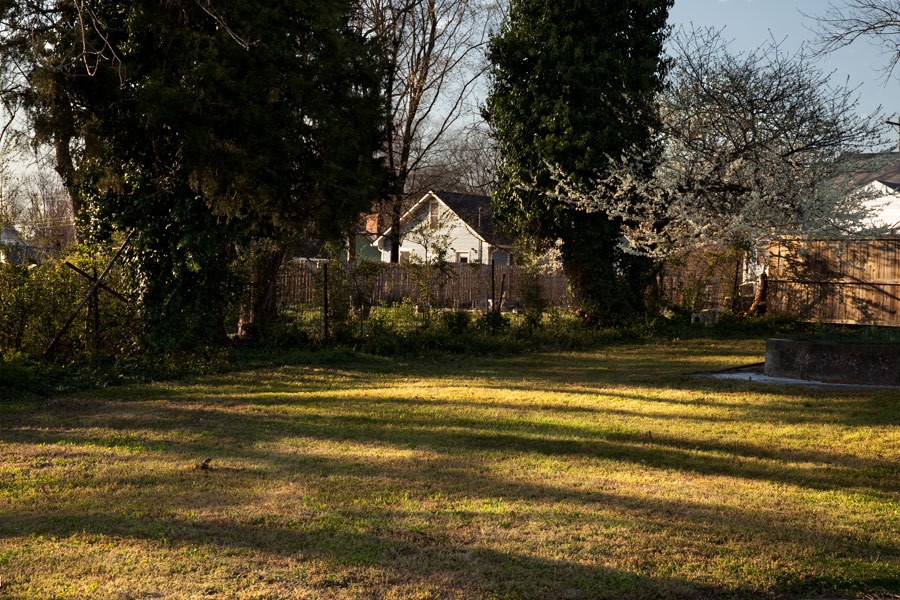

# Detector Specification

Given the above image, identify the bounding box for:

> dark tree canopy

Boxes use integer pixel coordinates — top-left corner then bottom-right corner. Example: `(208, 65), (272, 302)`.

(2, 0), (385, 347)
(484, 0), (672, 322)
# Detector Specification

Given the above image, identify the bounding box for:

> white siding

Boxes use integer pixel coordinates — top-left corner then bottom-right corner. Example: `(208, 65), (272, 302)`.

(862, 181), (900, 231)
(375, 195), (488, 263)
(0, 225), (25, 245)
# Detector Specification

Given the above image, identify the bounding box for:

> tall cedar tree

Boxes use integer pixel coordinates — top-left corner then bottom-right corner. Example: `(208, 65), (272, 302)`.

(4, 0), (384, 348)
(484, 0), (672, 323)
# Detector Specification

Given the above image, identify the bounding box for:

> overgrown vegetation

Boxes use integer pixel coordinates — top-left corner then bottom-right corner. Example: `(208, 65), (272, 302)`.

(0, 244), (139, 359)
(0, 276), (811, 400)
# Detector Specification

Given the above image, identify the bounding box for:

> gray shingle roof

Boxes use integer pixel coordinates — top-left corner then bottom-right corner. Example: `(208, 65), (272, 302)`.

(432, 191), (510, 247)
(845, 152), (900, 186)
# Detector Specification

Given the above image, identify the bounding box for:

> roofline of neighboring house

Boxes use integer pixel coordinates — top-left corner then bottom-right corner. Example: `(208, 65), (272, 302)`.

(371, 190), (512, 250)
(372, 191), (442, 245)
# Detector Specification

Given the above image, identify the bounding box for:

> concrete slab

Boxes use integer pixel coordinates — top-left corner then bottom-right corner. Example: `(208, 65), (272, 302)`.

(696, 370), (897, 389)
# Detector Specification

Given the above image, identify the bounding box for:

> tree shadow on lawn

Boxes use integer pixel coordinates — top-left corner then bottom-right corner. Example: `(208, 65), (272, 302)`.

(355, 385), (900, 431)
(4, 343), (900, 597)
(6, 386), (900, 497)
(0, 508), (730, 600)
(4, 400), (900, 596)
(2, 441), (898, 598)
(33, 438), (899, 558)
(4, 393), (900, 512)
(53, 341), (900, 432)
(431, 349), (900, 429)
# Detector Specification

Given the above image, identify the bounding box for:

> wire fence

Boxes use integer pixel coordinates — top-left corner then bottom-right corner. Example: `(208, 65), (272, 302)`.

(276, 261), (569, 339)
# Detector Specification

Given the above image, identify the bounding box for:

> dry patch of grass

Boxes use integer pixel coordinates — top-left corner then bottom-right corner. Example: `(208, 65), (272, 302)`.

(2, 339), (899, 599)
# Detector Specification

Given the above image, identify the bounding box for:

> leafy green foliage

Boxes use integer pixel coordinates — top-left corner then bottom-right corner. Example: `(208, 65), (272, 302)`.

(6, 0), (386, 349)
(476, 309), (510, 334)
(439, 309), (472, 335)
(0, 245), (139, 359)
(0, 352), (35, 391)
(484, 0), (672, 322)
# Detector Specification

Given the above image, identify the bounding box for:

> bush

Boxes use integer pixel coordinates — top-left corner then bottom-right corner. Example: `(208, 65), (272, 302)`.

(0, 352), (36, 391)
(519, 271), (548, 329)
(0, 244), (140, 360)
(476, 310), (510, 333)
(439, 310), (471, 335)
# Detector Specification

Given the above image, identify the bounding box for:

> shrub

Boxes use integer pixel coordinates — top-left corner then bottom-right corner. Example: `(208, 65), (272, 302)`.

(0, 244), (140, 359)
(476, 310), (510, 333)
(0, 352), (36, 390)
(519, 271), (548, 329)
(439, 310), (472, 335)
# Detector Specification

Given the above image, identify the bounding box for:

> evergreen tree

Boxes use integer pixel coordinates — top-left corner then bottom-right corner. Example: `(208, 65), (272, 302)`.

(3, 0), (384, 347)
(484, 0), (672, 323)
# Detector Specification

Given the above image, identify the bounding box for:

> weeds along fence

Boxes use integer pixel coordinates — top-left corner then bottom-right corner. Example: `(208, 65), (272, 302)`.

(276, 261), (569, 338)
(0, 246), (139, 359)
(768, 239), (900, 327)
(657, 245), (760, 313)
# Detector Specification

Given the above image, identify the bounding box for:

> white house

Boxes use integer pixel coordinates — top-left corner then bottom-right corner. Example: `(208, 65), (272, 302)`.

(0, 224), (25, 246)
(843, 152), (900, 231)
(372, 191), (513, 264)
(0, 224), (36, 265)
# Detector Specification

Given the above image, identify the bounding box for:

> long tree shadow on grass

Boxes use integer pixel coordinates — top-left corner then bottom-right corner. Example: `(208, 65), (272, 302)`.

(6, 389), (900, 515)
(0, 509), (732, 599)
(414, 348), (900, 428)
(10, 437), (897, 558)
(4, 343), (900, 598)
(6, 387), (900, 496)
(2, 442), (898, 598)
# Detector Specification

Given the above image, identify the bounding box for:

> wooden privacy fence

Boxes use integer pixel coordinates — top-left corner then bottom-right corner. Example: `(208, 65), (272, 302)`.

(768, 239), (900, 326)
(277, 261), (569, 310)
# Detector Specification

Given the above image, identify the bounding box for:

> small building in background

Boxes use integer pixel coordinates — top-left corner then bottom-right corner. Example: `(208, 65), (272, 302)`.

(372, 191), (513, 265)
(347, 213), (384, 262)
(765, 153), (900, 326)
(844, 151), (900, 231)
(0, 224), (41, 265)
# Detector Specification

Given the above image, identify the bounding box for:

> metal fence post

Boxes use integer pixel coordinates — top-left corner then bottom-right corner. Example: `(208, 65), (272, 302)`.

(491, 259), (495, 311)
(92, 266), (100, 351)
(323, 262), (329, 341)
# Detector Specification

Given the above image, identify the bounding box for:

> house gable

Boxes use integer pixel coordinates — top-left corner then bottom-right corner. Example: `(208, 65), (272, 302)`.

(373, 191), (509, 263)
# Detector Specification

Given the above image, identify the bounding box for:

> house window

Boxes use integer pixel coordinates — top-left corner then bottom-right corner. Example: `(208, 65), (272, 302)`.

(400, 250), (411, 264)
(430, 200), (439, 229)
(490, 251), (509, 266)
(456, 252), (469, 264)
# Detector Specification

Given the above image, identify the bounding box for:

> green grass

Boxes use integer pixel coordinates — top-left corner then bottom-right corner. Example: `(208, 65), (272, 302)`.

(2, 338), (899, 599)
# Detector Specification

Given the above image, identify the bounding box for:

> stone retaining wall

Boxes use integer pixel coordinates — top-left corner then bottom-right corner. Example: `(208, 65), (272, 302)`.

(765, 338), (900, 385)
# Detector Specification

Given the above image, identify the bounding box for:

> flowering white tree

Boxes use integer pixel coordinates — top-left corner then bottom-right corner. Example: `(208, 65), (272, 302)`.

(539, 29), (892, 258)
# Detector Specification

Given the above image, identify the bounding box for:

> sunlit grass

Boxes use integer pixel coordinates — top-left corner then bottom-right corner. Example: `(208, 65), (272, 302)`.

(2, 338), (899, 598)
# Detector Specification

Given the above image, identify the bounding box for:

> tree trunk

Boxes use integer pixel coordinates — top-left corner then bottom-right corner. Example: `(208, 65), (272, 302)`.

(730, 247), (744, 314)
(389, 192), (402, 263)
(238, 246), (285, 339)
(347, 231), (357, 261)
(748, 272), (768, 316)
(50, 81), (82, 243)
(560, 212), (652, 325)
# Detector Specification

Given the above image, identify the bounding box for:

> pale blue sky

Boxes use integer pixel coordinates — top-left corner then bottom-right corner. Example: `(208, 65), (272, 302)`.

(668, 0), (898, 128)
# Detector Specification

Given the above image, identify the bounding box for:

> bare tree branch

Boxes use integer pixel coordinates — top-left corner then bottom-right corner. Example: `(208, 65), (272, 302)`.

(536, 28), (892, 257)
(811, 0), (900, 80)
(356, 0), (498, 261)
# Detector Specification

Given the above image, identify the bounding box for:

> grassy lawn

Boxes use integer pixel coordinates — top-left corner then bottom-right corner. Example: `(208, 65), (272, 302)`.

(2, 338), (899, 599)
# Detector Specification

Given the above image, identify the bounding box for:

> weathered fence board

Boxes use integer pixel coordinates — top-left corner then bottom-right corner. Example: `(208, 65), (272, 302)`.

(277, 262), (569, 310)
(768, 239), (900, 326)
